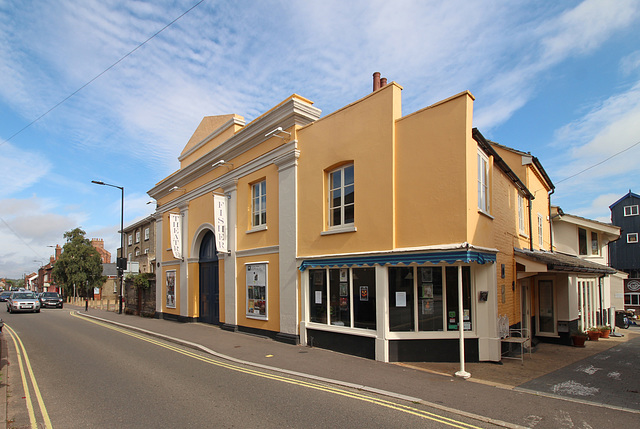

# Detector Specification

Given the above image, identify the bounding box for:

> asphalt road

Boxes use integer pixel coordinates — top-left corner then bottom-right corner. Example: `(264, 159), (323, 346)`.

(2, 309), (502, 428)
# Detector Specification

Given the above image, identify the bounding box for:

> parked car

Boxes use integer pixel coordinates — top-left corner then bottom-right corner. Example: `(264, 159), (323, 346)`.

(0, 291), (12, 302)
(7, 292), (41, 313)
(40, 292), (63, 309)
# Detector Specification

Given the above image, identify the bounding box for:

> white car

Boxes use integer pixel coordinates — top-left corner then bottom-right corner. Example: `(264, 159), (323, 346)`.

(7, 292), (41, 313)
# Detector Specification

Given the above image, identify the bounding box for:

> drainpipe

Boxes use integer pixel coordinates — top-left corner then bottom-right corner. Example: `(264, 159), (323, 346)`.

(548, 189), (555, 252)
(528, 196), (534, 251)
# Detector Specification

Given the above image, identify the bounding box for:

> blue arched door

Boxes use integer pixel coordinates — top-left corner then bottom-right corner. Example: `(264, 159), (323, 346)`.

(199, 231), (219, 324)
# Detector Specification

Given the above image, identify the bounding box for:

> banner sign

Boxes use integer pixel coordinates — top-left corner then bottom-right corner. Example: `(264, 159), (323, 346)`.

(214, 195), (227, 253)
(170, 213), (182, 260)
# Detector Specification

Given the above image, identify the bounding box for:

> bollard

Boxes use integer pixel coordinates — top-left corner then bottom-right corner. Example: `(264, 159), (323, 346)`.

(85, 298), (88, 312)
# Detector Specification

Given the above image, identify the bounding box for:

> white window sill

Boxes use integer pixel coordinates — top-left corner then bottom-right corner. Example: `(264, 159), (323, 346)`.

(246, 314), (267, 321)
(246, 224), (267, 234)
(478, 209), (494, 220)
(321, 225), (357, 236)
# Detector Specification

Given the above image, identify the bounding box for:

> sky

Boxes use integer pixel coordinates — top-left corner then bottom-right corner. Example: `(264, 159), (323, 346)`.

(1, 0), (639, 279)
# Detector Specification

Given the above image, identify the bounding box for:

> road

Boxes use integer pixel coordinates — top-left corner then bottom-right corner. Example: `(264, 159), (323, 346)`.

(2, 309), (501, 428)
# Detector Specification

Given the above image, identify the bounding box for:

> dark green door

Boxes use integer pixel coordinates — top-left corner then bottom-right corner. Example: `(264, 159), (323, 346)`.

(199, 231), (219, 324)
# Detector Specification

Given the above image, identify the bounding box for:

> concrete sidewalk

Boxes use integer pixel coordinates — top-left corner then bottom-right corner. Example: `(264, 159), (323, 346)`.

(68, 305), (640, 428)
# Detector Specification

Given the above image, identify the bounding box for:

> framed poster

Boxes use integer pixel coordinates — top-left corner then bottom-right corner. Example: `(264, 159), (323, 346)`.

(166, 270), (176, 309)
(340, 268), (348, 282)
(339, 282), (348, 297)
(246, 263), (267, 318)
(360, 285), (368, 301)
(422, 283), (433, 299)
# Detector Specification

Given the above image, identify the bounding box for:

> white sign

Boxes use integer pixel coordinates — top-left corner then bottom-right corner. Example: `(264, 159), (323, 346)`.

(396, 291), (407, 307)
(170, 214), (182, 259)
(214, 195), (227, 253)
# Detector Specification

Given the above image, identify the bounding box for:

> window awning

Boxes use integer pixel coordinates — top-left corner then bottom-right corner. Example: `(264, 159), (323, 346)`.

(299, 250), (496, 272)
(514, 248), (617, 275)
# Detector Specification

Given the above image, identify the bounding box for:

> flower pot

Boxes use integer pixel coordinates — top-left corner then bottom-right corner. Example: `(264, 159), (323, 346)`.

(600, 329), (610, 338)
(587, 331), (600, 341)
(572, 335), (587, 347)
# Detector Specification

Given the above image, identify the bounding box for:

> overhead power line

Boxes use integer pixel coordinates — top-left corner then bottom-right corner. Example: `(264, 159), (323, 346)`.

(1, 0), (206, 147)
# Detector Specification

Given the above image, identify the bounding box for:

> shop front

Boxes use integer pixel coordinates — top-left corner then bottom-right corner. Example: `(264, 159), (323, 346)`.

(299, 248), (499, 363)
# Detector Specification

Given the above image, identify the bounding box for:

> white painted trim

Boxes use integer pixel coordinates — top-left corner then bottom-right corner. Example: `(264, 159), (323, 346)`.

(236, 245), (279, 258)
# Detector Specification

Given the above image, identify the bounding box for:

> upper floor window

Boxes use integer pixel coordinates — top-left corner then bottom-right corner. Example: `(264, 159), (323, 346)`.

(591, 231), (599, 255)
(518, 194), (526, 235)
(251, 180), (267, 228)
(477, 151), (490, 213)
(328, 164), (354, 227)
(144, 228), (150, 241)
(624, 205), (639, 216)
(144, 248), (150, 254)
(135, 248), (140, 256)
(628, 233), (639, 244)
(128, 234), (133, 246)
(578, 227), (588, 255)
(538, 214), (544, 248)
(135, 231), (140, 243)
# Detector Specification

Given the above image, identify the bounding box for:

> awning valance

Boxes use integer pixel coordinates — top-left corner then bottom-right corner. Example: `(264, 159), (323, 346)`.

(299, 250), (496, 272)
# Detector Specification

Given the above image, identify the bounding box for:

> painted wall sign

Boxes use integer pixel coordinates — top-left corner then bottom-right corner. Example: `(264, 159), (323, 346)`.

(170, 213), (182, 260)
(214, 194), (227, 253)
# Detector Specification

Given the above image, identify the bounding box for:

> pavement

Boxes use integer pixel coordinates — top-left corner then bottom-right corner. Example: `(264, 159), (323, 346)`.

(2, 305), (639, 428)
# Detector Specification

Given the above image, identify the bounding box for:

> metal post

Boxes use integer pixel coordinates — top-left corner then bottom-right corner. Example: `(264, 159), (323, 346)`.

(455, 265), (471, 379)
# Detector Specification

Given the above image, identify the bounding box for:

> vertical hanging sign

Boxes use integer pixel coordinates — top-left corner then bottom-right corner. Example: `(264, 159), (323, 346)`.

(170, 213), (182, 260)
(214, 194), (227, 253)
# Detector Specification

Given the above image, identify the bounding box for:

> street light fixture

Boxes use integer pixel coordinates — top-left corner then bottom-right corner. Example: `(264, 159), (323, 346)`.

(92, 180), (125, 314)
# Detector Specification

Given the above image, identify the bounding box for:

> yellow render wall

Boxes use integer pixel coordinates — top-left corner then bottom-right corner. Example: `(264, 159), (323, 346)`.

(237, 253), (280, 332)
(297, 83), (402, 256)
(395, 91), (479, 247)
(525, 169), (551, 251)
(236, 165), (280, 251)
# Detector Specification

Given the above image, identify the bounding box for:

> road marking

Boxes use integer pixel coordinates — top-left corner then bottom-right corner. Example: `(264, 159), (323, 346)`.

(5, 324), (53, 429)
(71, 312), (484, 428)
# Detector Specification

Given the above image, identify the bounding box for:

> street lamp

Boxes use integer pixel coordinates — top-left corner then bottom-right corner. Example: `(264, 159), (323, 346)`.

(92, 180), (125, 314)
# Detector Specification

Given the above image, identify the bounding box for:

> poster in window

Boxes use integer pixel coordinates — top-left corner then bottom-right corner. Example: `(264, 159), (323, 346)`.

(421, 268), (432, 283)
(339, 282), (348, 297)
(246, 264), (267, 317)
(315, 290), (323, 304)
(421, 299), (434, 315)
(340, 268), (348, 282)
(396, 291), (407, 307)
(422, 283), (433, 299)
(313, 270), (324, 286)
(166, 270), (176, 309)
(360, 286), (368, 301)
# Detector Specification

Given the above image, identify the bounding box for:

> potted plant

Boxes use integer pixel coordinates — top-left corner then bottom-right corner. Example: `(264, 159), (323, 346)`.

(571, 329), (588, 347)
(599, 325), (611, 338)
(587, 327), (600, 341)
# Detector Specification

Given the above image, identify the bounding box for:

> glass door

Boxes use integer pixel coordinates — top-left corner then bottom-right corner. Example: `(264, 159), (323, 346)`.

(537, 280), (555, 334)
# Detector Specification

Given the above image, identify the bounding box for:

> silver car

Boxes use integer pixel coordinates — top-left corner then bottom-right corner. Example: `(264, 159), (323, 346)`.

(7, 292), (41, 313)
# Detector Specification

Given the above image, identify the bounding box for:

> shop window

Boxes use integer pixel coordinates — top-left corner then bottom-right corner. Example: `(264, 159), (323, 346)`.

(309, 270), (327, 324)
(389, 267), (415, 331)
(353, 267), (376, 330)
(389, 266), (472, 333)
(328, 164), (354, 227)
(477, 150), (490, 213)
(251, 180), (267, 228)
(308, 267), (376, 330)
(418, 267), (443, 331)
(246, 263), (267, 319)
(625, 293), (640, 305)
(578, 228), (588, 255)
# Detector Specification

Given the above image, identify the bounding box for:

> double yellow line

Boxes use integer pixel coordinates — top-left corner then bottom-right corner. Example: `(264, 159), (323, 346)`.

(5, 324), (53, 429)
(72, 312), (482, 429)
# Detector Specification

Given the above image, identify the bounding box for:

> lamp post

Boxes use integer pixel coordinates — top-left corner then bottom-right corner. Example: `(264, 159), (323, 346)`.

(92, 180), (125, 314)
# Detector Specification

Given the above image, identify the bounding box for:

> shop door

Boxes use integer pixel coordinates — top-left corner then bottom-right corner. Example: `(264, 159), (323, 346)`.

(199, 231), (219, 324)
(537, 280), (555, 334)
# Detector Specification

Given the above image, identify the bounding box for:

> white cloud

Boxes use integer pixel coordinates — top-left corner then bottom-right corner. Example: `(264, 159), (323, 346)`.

(0, 144), (51, 198)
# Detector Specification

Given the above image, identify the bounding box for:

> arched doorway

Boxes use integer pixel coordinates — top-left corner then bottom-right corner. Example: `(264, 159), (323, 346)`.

(199, 230), (219, 324)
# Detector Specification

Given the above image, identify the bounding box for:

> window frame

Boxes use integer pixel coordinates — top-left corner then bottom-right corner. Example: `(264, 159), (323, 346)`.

(128, 234), (133, 246)
(628, 233), (639, 244)
(590, 231), (599, 256)
(246, 262), (268, 320)
(477, 150), (490, 214)
(144, 227), (150, 241)
(518, 194), (526, 236)
(251, 180), (267, 229)
(578, 227), (588, 255)
(624, 205), (639, 216)
(135, 231), (140, 243)
(538, 214), (544, 249)
(327, 164), (355, 229)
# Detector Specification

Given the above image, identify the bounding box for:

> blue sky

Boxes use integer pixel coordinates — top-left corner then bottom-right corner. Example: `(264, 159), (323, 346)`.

(1, 0), (639, 278)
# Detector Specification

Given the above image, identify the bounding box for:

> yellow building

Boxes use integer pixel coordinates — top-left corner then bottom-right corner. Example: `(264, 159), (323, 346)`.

(148, 74), (616, 363)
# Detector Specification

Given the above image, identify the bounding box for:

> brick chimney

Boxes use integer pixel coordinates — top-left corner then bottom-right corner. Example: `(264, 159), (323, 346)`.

(55, 244), (62, 261)
(373, 72), (381, 91)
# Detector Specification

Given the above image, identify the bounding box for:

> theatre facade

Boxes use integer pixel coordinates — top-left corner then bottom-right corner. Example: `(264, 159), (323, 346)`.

(149, 76), (563, 363)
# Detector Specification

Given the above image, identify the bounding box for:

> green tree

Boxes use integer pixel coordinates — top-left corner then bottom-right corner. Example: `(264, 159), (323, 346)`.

(52, 227), (106, 297)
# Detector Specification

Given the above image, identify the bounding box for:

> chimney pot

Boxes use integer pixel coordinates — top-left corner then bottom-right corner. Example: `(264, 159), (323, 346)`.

(373, 72), (381, 91)
(380, 77), (387, 87)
